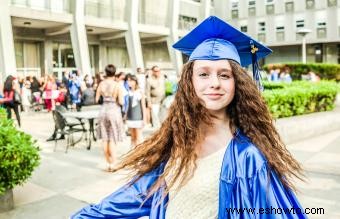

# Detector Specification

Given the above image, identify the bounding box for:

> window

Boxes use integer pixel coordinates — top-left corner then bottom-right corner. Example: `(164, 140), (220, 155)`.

(241, 25), (248, 33)
(258, 33), (266, 42)
(178, 15), (197, 30)
(296, 20), (305, 28)
(248, 0), (256, 16)
(276, 26), (285, 41)
(231, 9), (239, 19)
(317, 22), (327, 38)
(328, 0), (337, 7)
(258, 22), (266, 33)
(285, 1), (294, 12)
(306, 0), (314, 9)
(231, 1), (238, 9)
(266, 4), (274, 14)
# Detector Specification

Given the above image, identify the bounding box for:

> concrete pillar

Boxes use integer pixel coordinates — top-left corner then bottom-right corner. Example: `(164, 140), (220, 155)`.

(125, 0), (144, 71)
(214, 0), (228, 21)
(99, 44), (107, 72)
(167, 0), (183, 74)
(43, 39), (53, 75)
(200, 0), (210, 21)
(0, 0), (17, 81)
(70, 0), (91, 76)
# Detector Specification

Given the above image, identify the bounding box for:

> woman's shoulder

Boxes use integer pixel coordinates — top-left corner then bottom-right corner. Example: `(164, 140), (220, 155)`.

(228, 130), (268, 179)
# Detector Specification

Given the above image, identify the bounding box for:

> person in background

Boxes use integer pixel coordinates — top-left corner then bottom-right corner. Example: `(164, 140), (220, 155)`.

(68, 73), (82, 111)
(21, 80), (32, 112)
(30, 76), (42, 111)
(96, 64), (125, 171)
(0, 75), (21, 126)
(81, 83), (96, 106)
(126, 75), (146, 147)
(43, 75), (56, 112)
(145, 65), (166, 128)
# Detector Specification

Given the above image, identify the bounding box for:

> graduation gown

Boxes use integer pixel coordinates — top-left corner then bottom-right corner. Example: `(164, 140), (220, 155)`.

(72, 130), (307, 218)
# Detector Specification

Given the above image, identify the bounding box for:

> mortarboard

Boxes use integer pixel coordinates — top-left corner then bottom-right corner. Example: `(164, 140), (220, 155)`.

(173, 16), (272, 90)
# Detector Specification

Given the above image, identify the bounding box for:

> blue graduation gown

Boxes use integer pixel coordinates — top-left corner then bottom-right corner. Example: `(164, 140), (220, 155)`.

(72, 130), (307, 218)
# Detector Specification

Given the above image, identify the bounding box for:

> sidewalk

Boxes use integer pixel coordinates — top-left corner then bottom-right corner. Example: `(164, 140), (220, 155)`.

(1, 108), (340, 218)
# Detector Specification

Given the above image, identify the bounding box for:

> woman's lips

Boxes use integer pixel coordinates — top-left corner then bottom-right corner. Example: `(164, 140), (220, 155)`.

(205, 93), (224, 100)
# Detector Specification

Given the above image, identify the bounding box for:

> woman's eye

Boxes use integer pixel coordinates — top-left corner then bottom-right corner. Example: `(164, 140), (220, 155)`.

(219, 74), (231, 79)
(198, 73), (209, 77)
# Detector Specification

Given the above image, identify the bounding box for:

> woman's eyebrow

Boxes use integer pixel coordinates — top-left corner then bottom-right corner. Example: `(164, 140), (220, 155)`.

(194, 66), (210, 71)
(218, 68), (232, 73)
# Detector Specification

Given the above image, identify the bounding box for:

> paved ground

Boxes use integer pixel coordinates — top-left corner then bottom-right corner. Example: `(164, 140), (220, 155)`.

(1, 109), (340, 219)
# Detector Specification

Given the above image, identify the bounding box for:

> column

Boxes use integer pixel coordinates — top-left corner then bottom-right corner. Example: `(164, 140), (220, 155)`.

(70, 0), (91, 75)
(0, 0), (17, 81)
(43, 39), (53, 75)
(214, 0), (228, 21)
(200, 0), (210, 21)
(99, 44), (107, 72)
(167, 0), (183, 75)
(125, 0), (144, 71)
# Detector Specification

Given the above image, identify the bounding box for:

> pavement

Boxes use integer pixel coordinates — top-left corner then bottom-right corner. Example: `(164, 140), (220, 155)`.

(0, 107), (340, 219)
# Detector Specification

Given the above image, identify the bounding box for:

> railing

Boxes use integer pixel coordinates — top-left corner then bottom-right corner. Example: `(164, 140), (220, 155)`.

(11, 0), (71, 13)
(16, 68), (41, 78)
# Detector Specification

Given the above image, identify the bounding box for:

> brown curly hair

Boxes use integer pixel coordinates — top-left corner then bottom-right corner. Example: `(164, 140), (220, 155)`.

(115, 60), (303, 200)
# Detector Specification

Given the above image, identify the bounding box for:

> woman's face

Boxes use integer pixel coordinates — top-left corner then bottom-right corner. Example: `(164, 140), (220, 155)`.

(127, 79), (136, 90)
(192, 59), (235, 113)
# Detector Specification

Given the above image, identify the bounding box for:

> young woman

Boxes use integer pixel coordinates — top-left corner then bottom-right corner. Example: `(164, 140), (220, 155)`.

(72, 16), (306, 218)
(126, 74), (147, 147)
(96, 64), (125, 172)
(0, 75), (21, 126)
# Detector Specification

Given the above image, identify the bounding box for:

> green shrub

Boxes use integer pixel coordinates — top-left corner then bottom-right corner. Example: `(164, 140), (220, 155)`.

(263, 63), (340, 81)
(0, 108), (40, 194)
(262, 81), (338, 118)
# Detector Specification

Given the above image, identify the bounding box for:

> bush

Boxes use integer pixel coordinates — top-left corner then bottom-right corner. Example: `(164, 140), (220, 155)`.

(0, 108), (40, 194)
(262, 81), (339, 118)
(263, 63), (340, 81)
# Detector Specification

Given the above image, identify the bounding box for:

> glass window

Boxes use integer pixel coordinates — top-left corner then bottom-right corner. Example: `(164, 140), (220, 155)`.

(30, 0), (45, 10)
(85, 0), (99, 17)
(11, 0), (28, 7)
(241, 25), (248, 32)
(231, 9), (239, 19)
(266, 4), (274, 14)
(328, 0), (337, 7)
(276, 26), (285, 41)
(178, 15), (197, 30)
(258, 22), (266, 33)
(296, 20), (305, 28)
(248, 7), (256, 16)
(258, 33), (266, 42)
(285, 2), (294, 12)
(14, 42), (24, 68)
(317, 22), (327, 38)
(306, 0), (314, 9)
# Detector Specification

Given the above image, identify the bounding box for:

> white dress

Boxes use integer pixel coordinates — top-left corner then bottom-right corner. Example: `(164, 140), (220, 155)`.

(165, 146), (227, 219)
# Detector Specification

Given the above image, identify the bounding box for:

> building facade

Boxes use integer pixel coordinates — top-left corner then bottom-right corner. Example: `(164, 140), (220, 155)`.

(0, 0), (339, 83)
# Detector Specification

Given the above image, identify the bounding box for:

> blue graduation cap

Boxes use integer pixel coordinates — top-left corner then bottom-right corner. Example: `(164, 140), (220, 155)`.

(173, 16), (272, 90)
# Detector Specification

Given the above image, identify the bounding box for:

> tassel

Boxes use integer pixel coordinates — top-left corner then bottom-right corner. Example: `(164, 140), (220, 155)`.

(250, 41), (264, 91)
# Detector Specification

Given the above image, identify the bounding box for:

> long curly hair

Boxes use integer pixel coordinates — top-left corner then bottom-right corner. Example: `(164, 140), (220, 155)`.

(115, 60), (303, 200)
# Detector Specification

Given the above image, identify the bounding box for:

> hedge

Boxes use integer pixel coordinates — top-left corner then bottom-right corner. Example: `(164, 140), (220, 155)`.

(0, 108), (40, 194)
(262, 81), (339, 118)
(263, 63), (340, 81)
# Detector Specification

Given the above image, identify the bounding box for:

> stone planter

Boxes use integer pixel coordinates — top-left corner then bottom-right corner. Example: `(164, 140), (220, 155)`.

(0, 189), (14, 212)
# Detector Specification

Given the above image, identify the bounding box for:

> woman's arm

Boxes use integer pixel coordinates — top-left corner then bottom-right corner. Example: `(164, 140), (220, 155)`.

(95, 83), (102, 103)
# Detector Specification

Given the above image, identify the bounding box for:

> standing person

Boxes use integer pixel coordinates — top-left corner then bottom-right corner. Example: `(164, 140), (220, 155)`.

(30, 76), (42, 111)
(68, 73), (82, 111)
(72, 16), (306, 219)
(21, 80), (32, 112)
(0, 76), (21, 126)
(145, 65), (166, 128)
(42, 75), (56, 112)
(96, 64), (124, 172)
(126, 75), (147, 147)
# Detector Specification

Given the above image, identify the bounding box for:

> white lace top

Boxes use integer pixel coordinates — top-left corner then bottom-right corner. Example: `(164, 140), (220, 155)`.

(165, 146), (227, 219)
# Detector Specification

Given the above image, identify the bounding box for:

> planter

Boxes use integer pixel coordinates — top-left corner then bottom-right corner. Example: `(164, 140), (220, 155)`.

(0, 189), (14, 212)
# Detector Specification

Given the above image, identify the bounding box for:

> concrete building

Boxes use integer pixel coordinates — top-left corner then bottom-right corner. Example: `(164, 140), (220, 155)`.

(0, 0), (339, 83)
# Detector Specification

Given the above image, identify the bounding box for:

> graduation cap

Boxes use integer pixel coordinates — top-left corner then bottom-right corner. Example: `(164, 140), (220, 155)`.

(173, 16), (272, 90)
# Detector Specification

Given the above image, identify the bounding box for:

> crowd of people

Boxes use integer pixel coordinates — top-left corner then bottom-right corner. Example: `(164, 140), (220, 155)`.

(0, 65), (172, 165)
